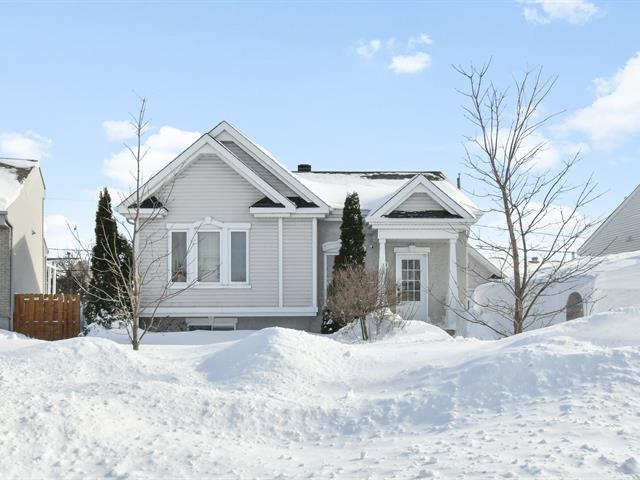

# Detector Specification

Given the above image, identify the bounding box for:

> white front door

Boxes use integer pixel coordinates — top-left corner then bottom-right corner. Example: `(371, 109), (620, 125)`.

(396, 254), (428, 321)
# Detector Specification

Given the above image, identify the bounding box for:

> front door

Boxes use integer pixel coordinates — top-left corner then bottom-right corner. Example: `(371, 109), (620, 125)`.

(395, 254), (428, 321)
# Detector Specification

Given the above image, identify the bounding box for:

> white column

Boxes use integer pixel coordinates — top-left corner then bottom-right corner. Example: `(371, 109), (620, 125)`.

(378, 238), (387, 271)
(446, 237), (459, 332)
(312, 218), (318, 311)
(278, 217), (283, 308)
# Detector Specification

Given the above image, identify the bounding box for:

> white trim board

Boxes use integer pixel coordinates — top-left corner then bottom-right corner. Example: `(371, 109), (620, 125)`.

(142, 307), (318, 317)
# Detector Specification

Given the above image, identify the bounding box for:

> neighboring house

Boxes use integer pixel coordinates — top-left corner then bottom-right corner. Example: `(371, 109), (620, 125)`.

(117, 122), (500, 333)
(578, 183), (640, 256)
(0, 159), (47, 330)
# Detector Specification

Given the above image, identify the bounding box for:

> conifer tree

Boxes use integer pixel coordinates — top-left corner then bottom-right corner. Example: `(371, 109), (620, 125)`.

(85, 188), (132, 326)
(334, 192), (366, 271)
(322, 192), (367, 333)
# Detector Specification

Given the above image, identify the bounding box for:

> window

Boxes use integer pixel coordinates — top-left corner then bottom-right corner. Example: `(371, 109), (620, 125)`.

(230, 231), (247, 282)
(197, 232), (220, 282)
(171, 231), (187, 283)
(400, 258), (421, 302)
(168, 220), (249, 287)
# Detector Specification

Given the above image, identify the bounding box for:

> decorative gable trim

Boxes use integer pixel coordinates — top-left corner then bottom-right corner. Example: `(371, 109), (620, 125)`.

(117, 134), (296, 216)
(367, 174), (475, 223)
(209, 121), (329, 213)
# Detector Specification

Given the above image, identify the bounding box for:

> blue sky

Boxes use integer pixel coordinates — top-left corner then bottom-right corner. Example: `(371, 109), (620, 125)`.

(1, 0), (639, 250)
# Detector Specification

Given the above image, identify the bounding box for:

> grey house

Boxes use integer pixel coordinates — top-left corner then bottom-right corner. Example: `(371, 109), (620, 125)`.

(0, 159), (47, 330)
(118, 122), (500, 333)
(578, 183), (640, 256)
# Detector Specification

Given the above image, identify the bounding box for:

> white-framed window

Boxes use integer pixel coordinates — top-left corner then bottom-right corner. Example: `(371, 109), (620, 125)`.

(197, 231), (221, 283)
(170, 230), (188, 283)
(322, 240), (341, 304)
(229, 230), (248, 283)
(167, 217), (250, 288)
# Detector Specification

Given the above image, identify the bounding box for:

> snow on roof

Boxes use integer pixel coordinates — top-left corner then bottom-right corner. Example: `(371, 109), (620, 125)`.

(0, 158), (38, 211)
(293, 171), (482, 216)
(432, 177), (483, 218)
(293, 172), (414, 210)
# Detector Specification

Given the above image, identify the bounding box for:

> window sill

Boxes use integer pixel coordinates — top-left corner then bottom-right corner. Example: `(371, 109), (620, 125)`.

(169, 283), (251, 290)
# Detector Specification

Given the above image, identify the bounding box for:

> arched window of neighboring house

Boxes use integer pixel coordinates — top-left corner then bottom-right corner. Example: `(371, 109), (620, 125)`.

(566, 292), (584, 321)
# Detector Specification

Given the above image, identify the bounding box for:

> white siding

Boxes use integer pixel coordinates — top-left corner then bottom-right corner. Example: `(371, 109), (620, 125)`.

(394, 192), (443, 212)
(7, 168), (45, 294)
(579, 185), (640, 256)
(138, 153), (279, 308)
(220, 141), (296, 198)
(283, 218), (313, 307)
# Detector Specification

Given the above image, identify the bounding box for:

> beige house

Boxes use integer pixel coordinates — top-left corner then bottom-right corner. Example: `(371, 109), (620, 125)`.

(118, 122), (501, 333)
(0, 159), (47, 330)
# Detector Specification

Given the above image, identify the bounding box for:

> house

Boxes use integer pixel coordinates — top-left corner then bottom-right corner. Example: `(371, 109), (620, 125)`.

(117, 122), (501, 333)
(0, 158), (47, 330)
(578, 183), (640, 256)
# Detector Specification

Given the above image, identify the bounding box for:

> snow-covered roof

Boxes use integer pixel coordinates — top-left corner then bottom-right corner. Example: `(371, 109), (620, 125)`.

(293, 172), (429, 210)
(0, 158), (38, 211)
(293, 170), (482, 217)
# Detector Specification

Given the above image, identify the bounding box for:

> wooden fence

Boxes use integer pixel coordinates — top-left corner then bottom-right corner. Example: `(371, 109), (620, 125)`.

(13, 294), (81, 340)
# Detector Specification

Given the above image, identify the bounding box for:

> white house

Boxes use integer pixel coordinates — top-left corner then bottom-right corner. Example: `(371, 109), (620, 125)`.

(118, 122), (501, 333)
(578, 183), (640, 256)
(0, 158), (47, 330)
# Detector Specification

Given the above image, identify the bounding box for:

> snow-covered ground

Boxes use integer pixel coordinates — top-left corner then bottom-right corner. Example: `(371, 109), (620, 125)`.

(468, 251), (640, 339)
(2, 310), (640, 479)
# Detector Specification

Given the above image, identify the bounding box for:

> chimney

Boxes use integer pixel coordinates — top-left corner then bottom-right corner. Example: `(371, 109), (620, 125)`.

(456, 173), (462, 189)
(297, 164), (312, 173)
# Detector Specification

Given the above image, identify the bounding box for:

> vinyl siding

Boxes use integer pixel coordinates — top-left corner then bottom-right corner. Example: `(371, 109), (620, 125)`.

(138, 153), (279, 308)
(394, 192), (444, 212)
(283, 218), (313, 307)
(7, 168), (45, 294)
(220, 141), (296, 197)
(579, 186), (640, 256)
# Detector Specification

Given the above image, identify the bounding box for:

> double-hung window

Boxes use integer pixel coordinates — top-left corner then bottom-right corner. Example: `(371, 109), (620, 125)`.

(169, 220), (249, 287)
(197, 231), (221, 283)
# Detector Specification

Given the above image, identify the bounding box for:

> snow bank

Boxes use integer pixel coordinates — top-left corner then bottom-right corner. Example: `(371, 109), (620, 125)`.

(1, 308), (639, 478)
(468, 250), (640, 339)
(85, 322), (253, 345)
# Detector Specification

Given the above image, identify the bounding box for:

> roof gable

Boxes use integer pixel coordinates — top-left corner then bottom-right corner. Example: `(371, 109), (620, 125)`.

(578, 183), (640, 255)
(367, 174), (478, 222)
(209, 122), (329, 212)
(117, 133), (298, 215)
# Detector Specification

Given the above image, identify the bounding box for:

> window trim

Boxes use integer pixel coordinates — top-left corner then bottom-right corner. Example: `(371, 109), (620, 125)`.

(167, 218), (250, 288)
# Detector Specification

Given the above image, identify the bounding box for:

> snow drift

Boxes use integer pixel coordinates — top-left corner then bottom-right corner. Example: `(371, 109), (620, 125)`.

(1, 310), (639, 478)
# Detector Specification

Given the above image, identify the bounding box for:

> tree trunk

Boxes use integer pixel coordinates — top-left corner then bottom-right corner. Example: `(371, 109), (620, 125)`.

(132, 317), (140, 350)
(360, 317), (369, 341)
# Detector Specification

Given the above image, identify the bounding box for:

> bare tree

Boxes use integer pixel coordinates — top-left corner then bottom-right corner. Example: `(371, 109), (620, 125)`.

(326, 266), (405, 341)
(74, 97), (207, 350)
(53, 251), (91, 295)
(456, 63), (602, 337)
